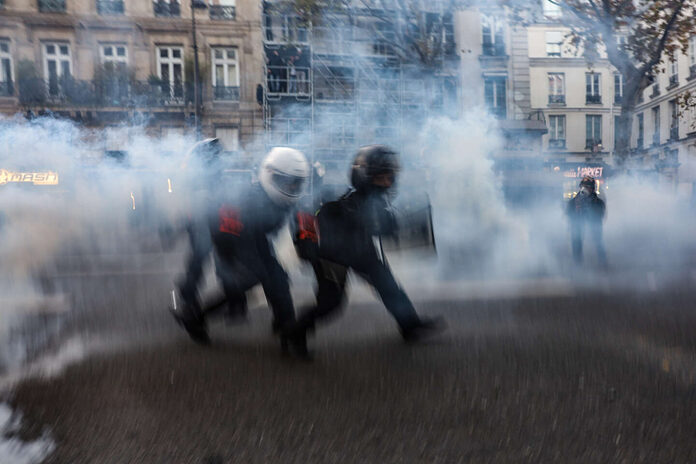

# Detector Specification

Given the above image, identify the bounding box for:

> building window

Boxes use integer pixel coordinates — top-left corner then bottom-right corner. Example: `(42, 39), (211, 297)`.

(585, 72), (601, 104)
(543, 0), (561, 18)
(212, 47), (240, 101)
(100, 44), (127, 67)
(215, 127), (239, 152)
(669, 99), (679, 140)
(637, 113), (644, 149)
(38, 0), (66, 13)
(156, 46), (184, 99)
(613, 73), (623, 104)
(548, 115), (565, 148)
(153, 0), (180, 17)
(545, 31), (562, 57)
(484, 76), (506, 119)
(97, 0), (124, 15)
(209, 0), (236, 20)
(481, 15), (505, 56)
(652, 106), (660, 145)
(0, 40), (12, 96)
(585, 114), (602, 150)
(668, 59), (678, 87)
(548, 72), (565, 104)
(43, 42), (72, 97)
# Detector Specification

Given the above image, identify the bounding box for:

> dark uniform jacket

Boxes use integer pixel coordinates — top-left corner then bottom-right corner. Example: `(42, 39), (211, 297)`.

(317, 188), (397, 265)
(566, 190), (606, 224)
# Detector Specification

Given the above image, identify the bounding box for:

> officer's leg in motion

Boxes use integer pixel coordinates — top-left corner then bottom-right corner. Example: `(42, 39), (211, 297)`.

(294, 259), (349, 330)
(174, 218), (213, 345)
(571, 222), (584, 265)
(354, 258), (443, 342)
(591, 223), (608, 269)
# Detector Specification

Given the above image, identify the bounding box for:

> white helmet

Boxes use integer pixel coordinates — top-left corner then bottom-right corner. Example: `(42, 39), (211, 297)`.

(259, 147), (310, 207)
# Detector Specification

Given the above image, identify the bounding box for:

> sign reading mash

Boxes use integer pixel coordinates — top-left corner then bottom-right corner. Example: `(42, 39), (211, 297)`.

(0, 169), (59, 186)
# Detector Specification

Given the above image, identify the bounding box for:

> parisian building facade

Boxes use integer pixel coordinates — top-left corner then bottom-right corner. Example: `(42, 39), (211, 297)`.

(0, 0), (264, 159)
(458, 0), (696, 201)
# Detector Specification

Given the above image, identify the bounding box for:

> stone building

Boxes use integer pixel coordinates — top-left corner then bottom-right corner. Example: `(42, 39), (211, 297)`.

(0, 0), (264, 157)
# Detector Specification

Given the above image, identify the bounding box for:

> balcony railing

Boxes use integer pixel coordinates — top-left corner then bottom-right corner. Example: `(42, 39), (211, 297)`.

(487, 105), (507, 119)
(38, 0), (66, 12)
(689, 64), (696, 80)
(0, 81), (13, 97)
(585, 138), (602, 150)
(18, 77), (194, 107)
(669, 125), (679, 140)
(650, 84), (660, 98)
(548, 94), (565, 104)
(213, 86), (240, 101)
(481, 43), (506, 57)
(153, 0), (180, 16)
(209, 5), (235, 20)
(668, 74), (679, 88)
(548, 139), (566, 149)
(585, 94), (601, 104)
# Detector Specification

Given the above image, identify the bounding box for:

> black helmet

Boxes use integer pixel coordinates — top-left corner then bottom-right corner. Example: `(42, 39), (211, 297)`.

(579, 175), (596, 190)
(192, 138), (223, 166)
(350, 145), (400, 191)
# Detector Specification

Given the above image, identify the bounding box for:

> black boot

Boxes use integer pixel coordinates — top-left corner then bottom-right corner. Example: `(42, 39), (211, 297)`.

(280, 323), (312, 361)
(171, 303), (211, 346)
(400, 316), (446, 343)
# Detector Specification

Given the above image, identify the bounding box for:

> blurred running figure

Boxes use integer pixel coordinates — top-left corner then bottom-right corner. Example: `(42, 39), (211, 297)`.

(567, 175), (607, 268)
(173, 147), (310, 356)
(285, 145), (445, 357)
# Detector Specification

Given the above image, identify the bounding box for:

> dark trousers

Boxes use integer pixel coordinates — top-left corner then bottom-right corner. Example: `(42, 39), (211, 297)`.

(571, 221), (607, 267)
(178, 220), (293, 324)
(296, 256), (421, 331)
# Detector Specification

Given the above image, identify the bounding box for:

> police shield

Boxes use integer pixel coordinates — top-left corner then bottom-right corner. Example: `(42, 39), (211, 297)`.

(381, 194), (436, 253)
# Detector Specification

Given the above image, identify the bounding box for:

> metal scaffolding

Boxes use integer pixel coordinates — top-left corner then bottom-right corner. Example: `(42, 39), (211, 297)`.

(261, 1), (457, 177)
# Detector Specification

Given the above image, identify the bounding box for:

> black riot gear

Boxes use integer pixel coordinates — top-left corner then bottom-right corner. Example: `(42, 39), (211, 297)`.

(350, 145), (400, 192)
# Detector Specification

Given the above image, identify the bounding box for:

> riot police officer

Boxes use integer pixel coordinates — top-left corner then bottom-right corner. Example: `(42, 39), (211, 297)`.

(173, 147), (310, 353)
(567, 175), (607, 268)
(285, 145), (445, 357)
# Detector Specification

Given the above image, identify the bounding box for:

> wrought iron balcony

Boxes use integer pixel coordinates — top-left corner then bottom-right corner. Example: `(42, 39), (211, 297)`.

(97, 0), (124, 14)
(669, 125), (679, 140)
(668, 74), (679, 88)
(548, 94), (565, 105)
(481, 43), (506, 57)
(38, 0), (66, 12)
(585, 94), (601, 104)
(548, 139), (566, 149)
(0, 81), (13, 97)
(213, 86), (240, 101)
(652, 132), (660, 146)
(585, 138), (602, 150)
(18, 77), (193, 107)
(650, 84), (660, 98)
(153, 0), (180, 17)
(209, 5), (235, 20)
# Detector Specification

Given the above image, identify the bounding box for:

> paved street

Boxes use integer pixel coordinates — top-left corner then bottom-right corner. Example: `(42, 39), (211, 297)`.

(5, 257), (696, 463)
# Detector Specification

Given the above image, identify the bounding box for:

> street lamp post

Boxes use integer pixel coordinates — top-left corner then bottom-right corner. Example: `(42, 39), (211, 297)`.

(191, 0), (207, 139)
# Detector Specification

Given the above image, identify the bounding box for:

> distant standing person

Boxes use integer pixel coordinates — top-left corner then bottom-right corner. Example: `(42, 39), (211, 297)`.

(566, 175), (607, 268)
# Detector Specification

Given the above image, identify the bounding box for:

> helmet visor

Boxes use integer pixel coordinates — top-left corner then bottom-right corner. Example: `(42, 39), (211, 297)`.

(272, 172), (306, 197)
